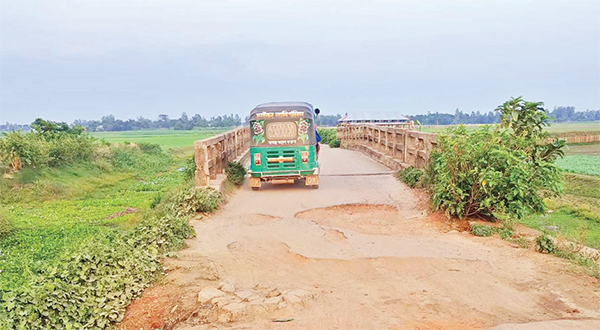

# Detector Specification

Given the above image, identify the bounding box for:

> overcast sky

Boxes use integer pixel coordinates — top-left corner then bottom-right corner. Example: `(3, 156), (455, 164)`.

(1, 0), (599, 124)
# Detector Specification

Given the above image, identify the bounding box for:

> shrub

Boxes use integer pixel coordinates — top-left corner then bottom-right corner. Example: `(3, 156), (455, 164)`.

(430, 125), (563, 219)
(0, 125), (97, 170)
(0, 131), (49, 169)
(164, 186), (222, 216)
(496, 227), (514, 240)
(535, 234), (558, 254)
(470, 223), (494, 237)
(225, 161), (247, 185)
(183, 155), (196, 181)
(397, 166), (422, 188)
(318, 128), (340, 148)
(138, 142), (162, 154)
(428, 97), (566, 220)
(47, 134), (96, 167)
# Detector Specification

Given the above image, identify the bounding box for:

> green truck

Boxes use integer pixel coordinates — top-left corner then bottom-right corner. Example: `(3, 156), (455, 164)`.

(248, 102), (320, 190)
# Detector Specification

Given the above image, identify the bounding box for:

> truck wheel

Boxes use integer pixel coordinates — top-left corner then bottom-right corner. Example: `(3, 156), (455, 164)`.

(311, 185), (319, 189)
(252, 187), (259, 191)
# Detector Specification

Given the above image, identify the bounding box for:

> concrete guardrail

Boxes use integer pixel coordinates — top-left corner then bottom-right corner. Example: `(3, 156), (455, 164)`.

(194, 127), (250, 187)
(337, 124), (437, 170)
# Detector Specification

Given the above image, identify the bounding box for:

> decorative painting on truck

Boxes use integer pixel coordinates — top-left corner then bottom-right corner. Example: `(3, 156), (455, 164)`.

(251, 118), (314, 146)
(252, 120), (265, 145)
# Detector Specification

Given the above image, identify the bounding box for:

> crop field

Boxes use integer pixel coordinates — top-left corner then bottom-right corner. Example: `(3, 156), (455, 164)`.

(91, 128), (229, 149)
(556, 155), (600, 177)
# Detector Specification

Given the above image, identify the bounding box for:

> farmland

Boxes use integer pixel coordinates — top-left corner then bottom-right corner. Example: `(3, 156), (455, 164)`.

(91, 128), (229, 149)
(556, 155), (600, 177)
(519, 137), (600, 250)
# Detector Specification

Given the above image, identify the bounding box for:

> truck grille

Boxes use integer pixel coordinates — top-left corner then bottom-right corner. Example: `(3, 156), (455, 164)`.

(266, 150), (296, 169)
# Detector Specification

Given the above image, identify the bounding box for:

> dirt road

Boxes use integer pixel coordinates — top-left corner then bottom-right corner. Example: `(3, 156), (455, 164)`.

(120, 146), (600, 330)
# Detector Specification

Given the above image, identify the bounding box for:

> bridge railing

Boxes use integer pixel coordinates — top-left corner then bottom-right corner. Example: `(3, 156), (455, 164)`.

(194, 127), (251, 187)
(336, 125), (437, 170)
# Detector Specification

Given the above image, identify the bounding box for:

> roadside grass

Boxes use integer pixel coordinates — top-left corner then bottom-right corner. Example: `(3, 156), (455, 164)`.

(519, 142), (600, 250)
(0, 159), (187, 292)
(518, 174), (600, 250)
(0, 137), (202, 293)
(91, 128), (229, 149)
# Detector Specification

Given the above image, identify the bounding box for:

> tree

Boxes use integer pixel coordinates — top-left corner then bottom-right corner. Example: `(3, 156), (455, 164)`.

(495, 96), (550, 137)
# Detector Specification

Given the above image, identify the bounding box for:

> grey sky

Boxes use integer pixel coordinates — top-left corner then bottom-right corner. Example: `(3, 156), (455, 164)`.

(1, 0), (599, 124)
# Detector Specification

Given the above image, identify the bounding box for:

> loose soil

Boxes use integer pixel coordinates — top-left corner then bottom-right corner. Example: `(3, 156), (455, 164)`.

(120, 147), (600, 330)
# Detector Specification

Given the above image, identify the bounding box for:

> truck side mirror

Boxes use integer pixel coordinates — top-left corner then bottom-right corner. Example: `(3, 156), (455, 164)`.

(315, 108), (320, 115)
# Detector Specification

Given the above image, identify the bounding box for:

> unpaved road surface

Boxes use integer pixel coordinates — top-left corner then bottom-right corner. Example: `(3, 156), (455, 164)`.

(120, 146), (600, 330)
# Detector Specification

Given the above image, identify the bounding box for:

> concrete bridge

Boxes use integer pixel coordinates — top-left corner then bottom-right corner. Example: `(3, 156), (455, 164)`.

(122, 127), (600, 330)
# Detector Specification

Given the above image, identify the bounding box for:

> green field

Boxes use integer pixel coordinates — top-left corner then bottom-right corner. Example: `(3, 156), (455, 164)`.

(556, 155), (600, 177)
(0, 131), (216, 292)
(519, 174), (600, 249)
(91, 128), (229, 149)
(518, 137), (600, 250)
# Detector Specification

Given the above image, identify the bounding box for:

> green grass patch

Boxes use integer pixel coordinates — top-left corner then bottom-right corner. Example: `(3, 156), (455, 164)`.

(556, 155), (600, 176)
(0, 129), (217, 293)
(470, 223), (494, 237)
(519, 174), (600, 250)
(522, 210), (600, 249)
(91, 128), (228, 149)
(0, 157), (185, 292)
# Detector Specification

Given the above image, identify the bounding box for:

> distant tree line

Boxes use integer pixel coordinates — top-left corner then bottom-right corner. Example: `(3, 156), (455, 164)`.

(71, 113), (242, 131)
(1, 106), (598, 132)
(549, 106), (600, 122)
(410, 107), (600, 125)
(411, 109), (501, 125)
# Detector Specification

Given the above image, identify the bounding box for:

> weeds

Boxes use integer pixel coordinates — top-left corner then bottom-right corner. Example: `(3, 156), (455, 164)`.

(535, 234), (558, 254)
(534, 234), (600, 279)
(183, 155), (196, 181)
(470, 223), (494, 237)
(225, 161), (247, 186)
(396, 166), (423, 188)
(138, 142), (162, 154)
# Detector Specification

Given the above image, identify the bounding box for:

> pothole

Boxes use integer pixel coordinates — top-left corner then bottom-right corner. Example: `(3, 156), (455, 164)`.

(295, 203), (404, 235)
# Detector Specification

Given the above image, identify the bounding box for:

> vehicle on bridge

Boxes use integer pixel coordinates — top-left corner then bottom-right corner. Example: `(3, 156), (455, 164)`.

(248, 102), (320, 190)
